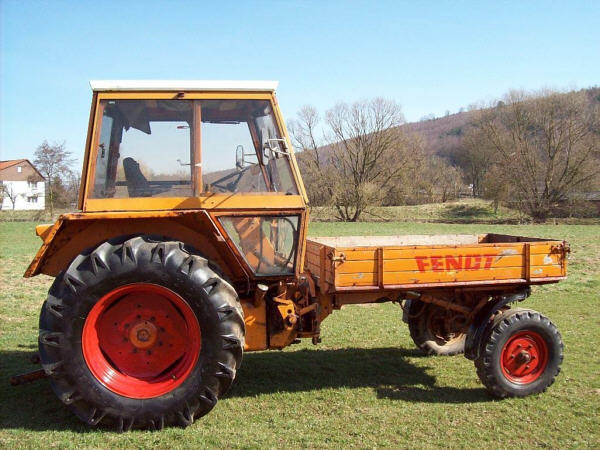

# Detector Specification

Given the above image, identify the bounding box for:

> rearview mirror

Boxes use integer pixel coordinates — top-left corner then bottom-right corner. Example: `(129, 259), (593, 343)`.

(236, 145), (244, 171)
(236, 145), (261, 171)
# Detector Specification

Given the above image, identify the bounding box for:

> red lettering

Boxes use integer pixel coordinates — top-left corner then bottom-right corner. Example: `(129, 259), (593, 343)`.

(430, 256), (444, 272)
(415, 256), (428, 272)
(415, 254), (493, 272)
(445, 255), (462, 270)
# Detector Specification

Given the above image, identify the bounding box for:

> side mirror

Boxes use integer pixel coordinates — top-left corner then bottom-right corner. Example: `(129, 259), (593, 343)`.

(236, 145), (244, 171)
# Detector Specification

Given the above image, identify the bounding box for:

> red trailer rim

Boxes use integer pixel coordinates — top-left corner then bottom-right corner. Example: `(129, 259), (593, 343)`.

(82, 283), (201, 399)
(500, 330), (548, 384)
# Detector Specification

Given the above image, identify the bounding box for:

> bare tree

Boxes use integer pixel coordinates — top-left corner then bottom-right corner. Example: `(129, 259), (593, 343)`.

(454, 127), (496, 197)
(481, 164), (511, 213)
(1, 183), (21, 210)
(290, 99), (413, 220)
(425, 156), (463, 203)
(325, 98), (410, 221)
(288, 106), (335, 206)
(473, 89), (600, 220)
(33, 141), (74, 217)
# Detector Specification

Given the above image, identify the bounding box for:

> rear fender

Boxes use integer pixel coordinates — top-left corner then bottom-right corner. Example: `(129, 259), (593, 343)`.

(464, 287), (531, 360)
(24, 211), (249, 284)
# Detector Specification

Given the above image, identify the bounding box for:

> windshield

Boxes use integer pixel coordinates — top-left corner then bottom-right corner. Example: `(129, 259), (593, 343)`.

(90, 99), (299, 198)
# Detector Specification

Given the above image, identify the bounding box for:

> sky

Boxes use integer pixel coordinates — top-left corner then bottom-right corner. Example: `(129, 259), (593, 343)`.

(1, 0), (599, 166)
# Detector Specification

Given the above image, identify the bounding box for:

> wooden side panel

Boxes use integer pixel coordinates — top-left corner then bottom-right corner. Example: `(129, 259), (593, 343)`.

(304, 239), (334, 291)
(314, 240), (567, 290)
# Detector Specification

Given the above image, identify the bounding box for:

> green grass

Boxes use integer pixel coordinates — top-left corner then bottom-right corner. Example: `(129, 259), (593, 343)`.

(310, 198), (600, 224)
(1, 221), (599, 448)
(0, 208), (73, 223)
(310, 199), (526, 223)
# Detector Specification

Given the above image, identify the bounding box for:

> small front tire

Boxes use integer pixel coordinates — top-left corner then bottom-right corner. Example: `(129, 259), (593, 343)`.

(475, 308), (563, 398)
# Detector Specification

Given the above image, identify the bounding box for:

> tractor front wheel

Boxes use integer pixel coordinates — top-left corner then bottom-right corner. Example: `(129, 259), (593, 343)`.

(38, 236), (244, 430)
(475, 308), (563, 397)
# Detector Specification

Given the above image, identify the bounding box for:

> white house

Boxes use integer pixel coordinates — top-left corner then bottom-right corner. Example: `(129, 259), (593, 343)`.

(0, 159), (46, 210)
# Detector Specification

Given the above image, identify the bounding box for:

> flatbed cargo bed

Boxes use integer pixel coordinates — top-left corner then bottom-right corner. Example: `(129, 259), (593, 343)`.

(305, 233), (568, 293)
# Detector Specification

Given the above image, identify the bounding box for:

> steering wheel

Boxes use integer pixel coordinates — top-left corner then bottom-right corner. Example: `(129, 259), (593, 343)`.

(207, 169), (247, 193)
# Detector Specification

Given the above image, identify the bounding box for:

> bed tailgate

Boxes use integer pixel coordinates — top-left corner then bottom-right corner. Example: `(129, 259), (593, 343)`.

(305, 234), (568, 293)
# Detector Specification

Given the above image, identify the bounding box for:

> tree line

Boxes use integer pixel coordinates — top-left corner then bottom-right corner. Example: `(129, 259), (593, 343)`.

(6, 88), (598, 222)
(289, 88), (600, 221)
(34, 141), (80, 216)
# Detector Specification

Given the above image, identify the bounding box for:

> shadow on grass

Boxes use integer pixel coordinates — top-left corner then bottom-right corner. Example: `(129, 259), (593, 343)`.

(229, 346), (490, 404)
(0, 347), (491, 432)
(0, 350), (88, 432)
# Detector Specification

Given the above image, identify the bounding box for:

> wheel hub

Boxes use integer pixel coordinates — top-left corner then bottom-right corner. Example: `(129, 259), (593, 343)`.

(129, 320), (158, 349)
(82, 283), (201, 398)
(500, 331), (548, 384)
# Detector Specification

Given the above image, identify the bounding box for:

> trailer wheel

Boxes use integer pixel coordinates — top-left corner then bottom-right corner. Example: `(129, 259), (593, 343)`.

(475, 309), (562, 397)
(38, 236), (244, 430)
(408, 302), (466, 356)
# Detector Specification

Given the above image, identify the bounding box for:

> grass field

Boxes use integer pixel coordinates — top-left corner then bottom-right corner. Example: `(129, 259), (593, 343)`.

(1, 221), (599, 448)
(3, 199), (599, 225)
(309, 199), (600, 224)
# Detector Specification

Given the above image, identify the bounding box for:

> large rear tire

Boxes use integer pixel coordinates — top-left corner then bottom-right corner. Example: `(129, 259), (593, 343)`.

(475, 308), (562, 398)
(408, 302), (466, 356)
(38, 236), (244, 430)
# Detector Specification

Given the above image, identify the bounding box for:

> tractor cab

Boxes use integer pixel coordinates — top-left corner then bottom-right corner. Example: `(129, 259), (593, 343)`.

(88, 93), (299, 200)
(29, 81), (309, 283)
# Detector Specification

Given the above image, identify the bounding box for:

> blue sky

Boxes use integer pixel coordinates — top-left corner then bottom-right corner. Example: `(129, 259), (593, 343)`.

(1, 0), (599, 165)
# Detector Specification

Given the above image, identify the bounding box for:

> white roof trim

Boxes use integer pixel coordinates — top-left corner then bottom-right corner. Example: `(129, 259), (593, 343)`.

(89, 80), (279, 92)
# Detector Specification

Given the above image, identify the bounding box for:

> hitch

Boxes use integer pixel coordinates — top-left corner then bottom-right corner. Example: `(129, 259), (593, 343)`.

(10, 368), (47, 386)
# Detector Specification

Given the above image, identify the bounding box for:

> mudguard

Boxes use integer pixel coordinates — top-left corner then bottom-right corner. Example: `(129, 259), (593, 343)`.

(464, 287), (531, 360)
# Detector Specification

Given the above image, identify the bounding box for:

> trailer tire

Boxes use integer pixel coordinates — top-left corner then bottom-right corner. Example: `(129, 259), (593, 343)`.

(408, 302), (466, 356)
(38, 235), (244, 430)
(475, 308), (562, 398)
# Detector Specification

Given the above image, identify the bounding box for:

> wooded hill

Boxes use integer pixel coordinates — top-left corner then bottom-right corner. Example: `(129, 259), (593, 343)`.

(402, 87), (600, 163)
(290, 87), (600, 221)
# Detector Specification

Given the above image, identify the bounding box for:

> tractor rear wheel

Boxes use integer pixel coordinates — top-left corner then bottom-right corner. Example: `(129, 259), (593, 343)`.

(38, 236), (244, 430)
(408, 302), (466, 356)
(475, 308), (562, 397)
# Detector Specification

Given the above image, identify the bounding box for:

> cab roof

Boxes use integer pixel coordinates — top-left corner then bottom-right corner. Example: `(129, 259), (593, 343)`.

(89, 80), (279, 92)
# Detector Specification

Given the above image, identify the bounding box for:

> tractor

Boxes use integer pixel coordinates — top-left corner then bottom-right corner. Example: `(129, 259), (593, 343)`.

(21, 81), (567, 430)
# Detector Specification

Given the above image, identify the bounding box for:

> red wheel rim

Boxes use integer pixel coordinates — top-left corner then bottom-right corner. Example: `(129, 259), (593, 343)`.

(82, 283), (201, 399)
(500, 330), (548, 384)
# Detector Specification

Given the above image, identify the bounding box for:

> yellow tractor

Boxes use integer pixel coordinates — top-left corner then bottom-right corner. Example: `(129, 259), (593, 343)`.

(23, 81), (568, 430)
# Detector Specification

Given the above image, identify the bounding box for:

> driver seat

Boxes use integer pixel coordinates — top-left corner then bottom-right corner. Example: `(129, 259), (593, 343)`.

(122, 157), (153, 197)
